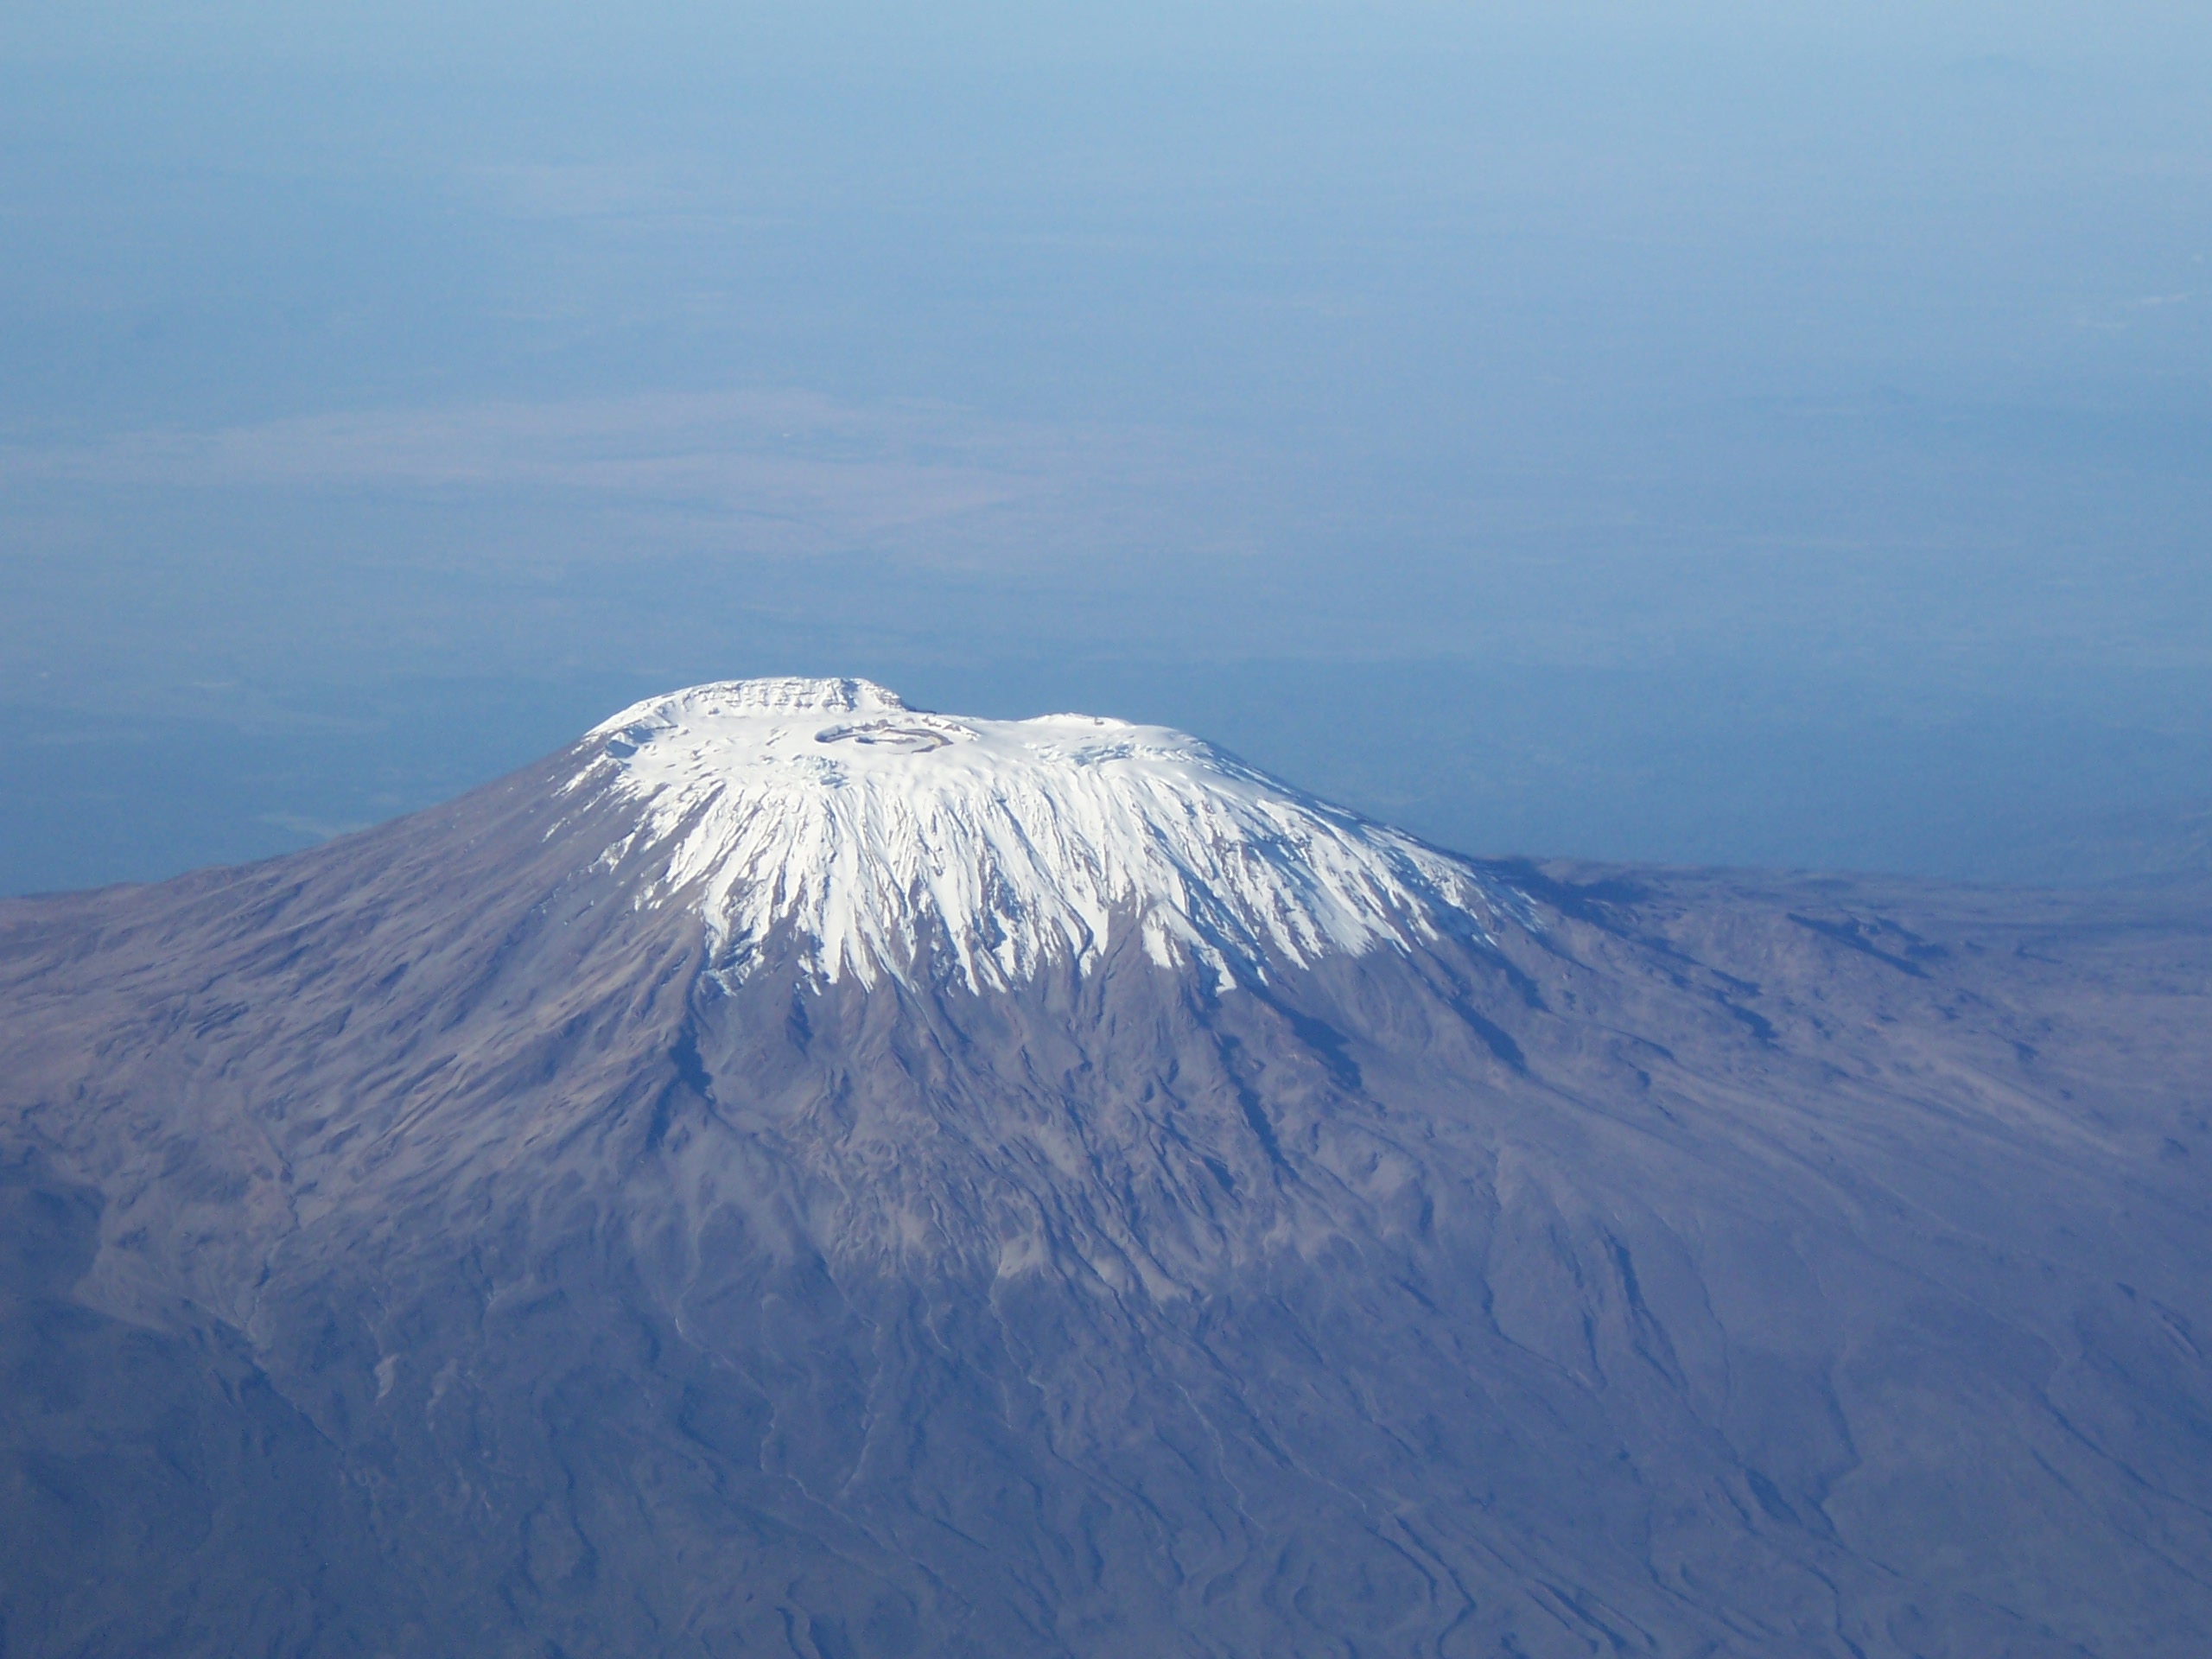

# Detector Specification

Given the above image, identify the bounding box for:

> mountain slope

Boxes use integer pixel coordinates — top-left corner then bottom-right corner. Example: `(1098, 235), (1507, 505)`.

(3, 680), (2211, 1657)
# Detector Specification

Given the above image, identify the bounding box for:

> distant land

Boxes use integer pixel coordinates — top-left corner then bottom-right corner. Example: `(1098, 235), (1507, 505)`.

(7, 661), (2211, 898)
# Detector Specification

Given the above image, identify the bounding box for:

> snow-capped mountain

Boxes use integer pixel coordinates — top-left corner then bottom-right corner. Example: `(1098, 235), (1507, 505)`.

(3, 680), (2211, 1659)
(569, 677), (1505, 988)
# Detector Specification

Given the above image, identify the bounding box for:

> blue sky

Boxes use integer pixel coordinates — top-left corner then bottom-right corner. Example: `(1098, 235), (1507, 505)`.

(3, 2), (2209, 891)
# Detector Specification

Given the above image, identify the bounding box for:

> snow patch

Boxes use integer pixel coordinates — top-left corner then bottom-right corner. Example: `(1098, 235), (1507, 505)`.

(566, 678), (1505, 990)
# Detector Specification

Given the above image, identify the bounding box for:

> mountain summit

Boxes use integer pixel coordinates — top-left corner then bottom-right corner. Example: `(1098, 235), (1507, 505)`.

(569, 677), (1503, 989)
(3, 683), (2211, 1657)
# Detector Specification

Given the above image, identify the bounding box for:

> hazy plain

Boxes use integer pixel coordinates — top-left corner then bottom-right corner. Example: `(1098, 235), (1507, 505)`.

(3, 1), (2209, 891)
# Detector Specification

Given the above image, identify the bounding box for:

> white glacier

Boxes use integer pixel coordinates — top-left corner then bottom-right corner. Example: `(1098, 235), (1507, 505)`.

(566, 677), (1508, 990)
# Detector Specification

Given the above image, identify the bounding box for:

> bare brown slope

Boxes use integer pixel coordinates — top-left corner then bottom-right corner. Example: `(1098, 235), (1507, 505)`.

(2, 758), (2211, 1657)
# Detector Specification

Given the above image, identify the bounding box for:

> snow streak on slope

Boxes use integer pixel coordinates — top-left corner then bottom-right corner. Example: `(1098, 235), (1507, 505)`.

(565, 677), (1505, 989)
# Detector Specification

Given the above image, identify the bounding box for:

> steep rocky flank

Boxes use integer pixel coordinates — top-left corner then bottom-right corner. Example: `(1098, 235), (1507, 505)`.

(3, 682), (2211, 1656)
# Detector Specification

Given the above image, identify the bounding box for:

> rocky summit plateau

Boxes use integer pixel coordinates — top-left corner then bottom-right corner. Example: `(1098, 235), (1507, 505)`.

(3, 677), (2212, 1658)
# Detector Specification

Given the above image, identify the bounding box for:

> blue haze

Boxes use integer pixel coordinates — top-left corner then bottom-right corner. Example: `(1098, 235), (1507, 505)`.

(3, 2), (2209, 892)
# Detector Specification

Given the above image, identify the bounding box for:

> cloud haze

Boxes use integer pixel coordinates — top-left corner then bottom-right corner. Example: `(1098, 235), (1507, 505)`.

(2, 1), (2209, 893)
